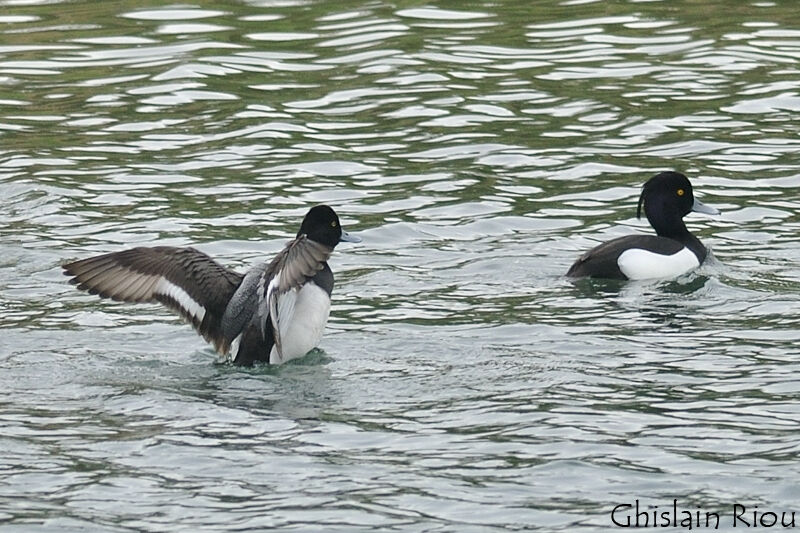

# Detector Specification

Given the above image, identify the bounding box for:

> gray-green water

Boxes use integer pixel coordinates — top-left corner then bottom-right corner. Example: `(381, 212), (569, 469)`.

(2, 1), (800, 531)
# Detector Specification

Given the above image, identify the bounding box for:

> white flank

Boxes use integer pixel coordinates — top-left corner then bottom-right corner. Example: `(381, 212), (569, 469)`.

(618, 247), (700, 281)
(269, 283), (331, 364)
(155, 279), (206, 322)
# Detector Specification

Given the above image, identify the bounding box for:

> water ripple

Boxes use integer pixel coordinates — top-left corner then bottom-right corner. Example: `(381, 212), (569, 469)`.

(2, 0), (800, 531)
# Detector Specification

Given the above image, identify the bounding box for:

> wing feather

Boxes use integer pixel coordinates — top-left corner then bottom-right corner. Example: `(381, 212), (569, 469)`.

(63, 246), (243, 352)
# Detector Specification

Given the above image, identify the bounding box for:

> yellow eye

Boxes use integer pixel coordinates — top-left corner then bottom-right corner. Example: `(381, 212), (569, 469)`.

(331, 221), (337, 227)
(677, 188), (685, 196)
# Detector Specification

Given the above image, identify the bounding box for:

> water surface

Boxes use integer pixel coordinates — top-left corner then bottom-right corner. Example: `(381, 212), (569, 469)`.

(2, 0), (800, 531)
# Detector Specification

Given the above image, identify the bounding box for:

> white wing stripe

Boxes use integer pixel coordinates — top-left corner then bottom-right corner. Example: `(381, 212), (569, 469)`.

(229, 332), (243, 362)
(155, 279), (207, 322)
(266, 272), (281, 356)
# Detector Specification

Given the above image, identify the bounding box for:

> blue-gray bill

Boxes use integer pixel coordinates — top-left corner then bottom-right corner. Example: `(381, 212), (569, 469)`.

(340, 231), (361, 243)
(692, 198), (719, 216)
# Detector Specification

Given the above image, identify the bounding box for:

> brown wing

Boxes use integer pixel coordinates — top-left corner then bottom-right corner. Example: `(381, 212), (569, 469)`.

(268, 236), (332, 293)
(63, 246), (243, 352)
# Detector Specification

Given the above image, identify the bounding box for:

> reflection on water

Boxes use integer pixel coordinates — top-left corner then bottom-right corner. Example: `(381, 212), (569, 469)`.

(2, 0), (800, 531)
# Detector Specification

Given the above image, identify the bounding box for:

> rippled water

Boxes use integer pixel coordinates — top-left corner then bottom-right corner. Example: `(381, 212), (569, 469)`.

(2, 0), (800, 531)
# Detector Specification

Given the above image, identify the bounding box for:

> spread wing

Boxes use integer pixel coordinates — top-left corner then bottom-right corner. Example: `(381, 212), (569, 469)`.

(262, 236), (332, 359)
(63, 246), (243, 353)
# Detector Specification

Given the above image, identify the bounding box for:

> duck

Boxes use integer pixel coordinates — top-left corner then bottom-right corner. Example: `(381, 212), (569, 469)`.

(63, 205), (360, 366)
(566, 171), (719, 280)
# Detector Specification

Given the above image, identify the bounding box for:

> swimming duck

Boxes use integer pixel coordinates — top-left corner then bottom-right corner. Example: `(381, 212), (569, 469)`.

(63, 205), (360, 365)
(567, 171), (718, 280)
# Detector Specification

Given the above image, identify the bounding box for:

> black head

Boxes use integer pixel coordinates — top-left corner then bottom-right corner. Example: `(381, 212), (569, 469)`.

(297, 205), (360, 248)
(636, 171), (718, 238)
(637, 171), (694, 221)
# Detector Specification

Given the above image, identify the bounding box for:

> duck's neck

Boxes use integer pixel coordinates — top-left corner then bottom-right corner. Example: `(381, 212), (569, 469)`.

(649, 211), (689, 240)
(647, 209), (707, 262)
